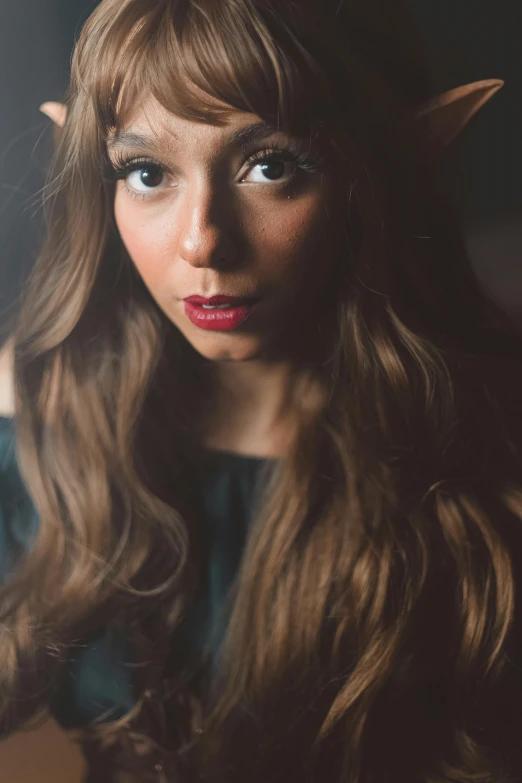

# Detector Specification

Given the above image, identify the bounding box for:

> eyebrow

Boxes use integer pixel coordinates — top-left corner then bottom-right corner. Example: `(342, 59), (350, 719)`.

(107, 120), (286, 153)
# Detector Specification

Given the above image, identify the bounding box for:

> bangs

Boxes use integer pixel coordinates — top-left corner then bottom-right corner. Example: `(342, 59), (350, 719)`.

(84, 0), (336, 138)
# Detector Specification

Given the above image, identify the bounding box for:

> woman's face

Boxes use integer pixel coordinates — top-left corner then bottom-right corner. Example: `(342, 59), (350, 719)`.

(111, 94), (345, 362)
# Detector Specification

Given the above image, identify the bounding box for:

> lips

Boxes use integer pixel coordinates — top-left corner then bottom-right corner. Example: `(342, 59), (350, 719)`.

(183, 294), (259, 331)
(184, 295), (257, 306)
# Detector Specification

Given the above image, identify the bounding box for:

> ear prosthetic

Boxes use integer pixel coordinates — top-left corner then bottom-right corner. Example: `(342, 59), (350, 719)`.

(410, 79), (504, 160)
(39, 102), (67, 127)
(39, 101), (67, 146)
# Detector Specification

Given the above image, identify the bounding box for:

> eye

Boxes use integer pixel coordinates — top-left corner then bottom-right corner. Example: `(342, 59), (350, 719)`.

(242, 148), (320, 185)
(126, 164), (165, 193)
(244, 154), (297, 184)
(103, 155), (169, 197)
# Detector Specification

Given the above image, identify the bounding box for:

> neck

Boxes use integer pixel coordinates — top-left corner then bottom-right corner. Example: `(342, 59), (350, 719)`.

(203, 359), (298, 459)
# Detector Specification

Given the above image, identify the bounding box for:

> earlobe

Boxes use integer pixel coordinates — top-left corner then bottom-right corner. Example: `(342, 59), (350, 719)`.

(410, 79), (504, 161)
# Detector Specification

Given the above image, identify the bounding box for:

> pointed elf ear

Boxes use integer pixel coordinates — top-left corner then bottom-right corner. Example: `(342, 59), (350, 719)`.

(410, 79), (504, 162)
(39, 101), (67, 145)
(39, 102), (67, 127)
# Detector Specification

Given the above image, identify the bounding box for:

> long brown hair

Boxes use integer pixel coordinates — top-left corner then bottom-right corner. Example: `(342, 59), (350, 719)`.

(3, 0), (522, 779)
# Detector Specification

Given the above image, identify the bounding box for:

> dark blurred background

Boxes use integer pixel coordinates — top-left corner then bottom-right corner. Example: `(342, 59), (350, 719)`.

(0, 0), (521, 347)
(415, 0), (522, 327)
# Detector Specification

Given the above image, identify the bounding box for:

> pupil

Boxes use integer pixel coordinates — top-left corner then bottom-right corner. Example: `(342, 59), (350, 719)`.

(141, 167), (163, 187)
(261, 160), (286, 180)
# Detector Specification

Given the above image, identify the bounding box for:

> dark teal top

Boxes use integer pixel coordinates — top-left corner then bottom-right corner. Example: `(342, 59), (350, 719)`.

(0, 415), (273, 730)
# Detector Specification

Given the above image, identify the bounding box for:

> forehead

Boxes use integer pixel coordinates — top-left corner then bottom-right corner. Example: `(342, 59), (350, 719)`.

(110, 92), (277, 150)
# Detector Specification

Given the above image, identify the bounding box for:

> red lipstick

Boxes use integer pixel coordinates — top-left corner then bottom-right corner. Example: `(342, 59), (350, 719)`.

(183, 295), (258, 331)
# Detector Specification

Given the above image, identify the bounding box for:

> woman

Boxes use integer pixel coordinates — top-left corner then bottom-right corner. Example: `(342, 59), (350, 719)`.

(1, 0), (521, 781)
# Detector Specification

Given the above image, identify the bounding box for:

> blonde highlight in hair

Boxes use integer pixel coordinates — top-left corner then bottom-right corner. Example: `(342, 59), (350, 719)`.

(3, 1), (522, 780)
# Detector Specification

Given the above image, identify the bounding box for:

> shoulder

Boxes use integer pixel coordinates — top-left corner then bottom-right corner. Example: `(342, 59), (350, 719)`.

(0, 339), (14, 418)
(0, 344), (38, 574)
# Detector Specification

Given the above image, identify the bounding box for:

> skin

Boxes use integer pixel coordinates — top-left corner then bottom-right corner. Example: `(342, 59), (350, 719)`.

(110, 94), (345, 456)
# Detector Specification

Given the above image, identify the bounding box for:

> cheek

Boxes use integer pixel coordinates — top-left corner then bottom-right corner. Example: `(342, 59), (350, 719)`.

(254, 192), (342, 292)
(114, 197), (175, 292)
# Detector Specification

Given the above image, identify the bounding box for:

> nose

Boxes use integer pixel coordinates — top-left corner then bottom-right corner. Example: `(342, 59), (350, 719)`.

(178, 180), (239, 270)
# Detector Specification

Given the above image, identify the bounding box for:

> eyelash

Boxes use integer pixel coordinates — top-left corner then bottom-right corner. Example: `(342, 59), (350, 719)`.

(102, 144), (321, 200)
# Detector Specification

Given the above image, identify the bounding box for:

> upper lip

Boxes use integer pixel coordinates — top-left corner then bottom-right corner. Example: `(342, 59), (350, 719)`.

(184, 295), (258, 306)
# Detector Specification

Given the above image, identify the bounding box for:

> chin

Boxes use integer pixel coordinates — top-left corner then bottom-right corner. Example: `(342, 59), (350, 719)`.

(185, 332), (264, 363)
